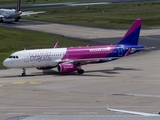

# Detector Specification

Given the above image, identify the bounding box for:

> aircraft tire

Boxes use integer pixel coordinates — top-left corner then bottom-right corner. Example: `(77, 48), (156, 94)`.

(22, 73), (26, 76)
(0, 18), (3, 22)
(77, 69), (84, 74)
(15, 18), (19, 22)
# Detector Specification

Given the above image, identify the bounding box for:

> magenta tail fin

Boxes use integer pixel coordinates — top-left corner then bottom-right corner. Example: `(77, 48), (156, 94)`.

(118, 19), (142, 45)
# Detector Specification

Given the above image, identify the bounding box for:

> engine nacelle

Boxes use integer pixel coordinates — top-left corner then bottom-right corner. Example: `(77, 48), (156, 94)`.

(57, 63), (77, 73)
(37, 67), (53, 70)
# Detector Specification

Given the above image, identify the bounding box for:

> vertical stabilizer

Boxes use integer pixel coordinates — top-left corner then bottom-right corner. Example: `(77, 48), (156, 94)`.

(16, 0), (21, 12)
(118, 19), (142, 45)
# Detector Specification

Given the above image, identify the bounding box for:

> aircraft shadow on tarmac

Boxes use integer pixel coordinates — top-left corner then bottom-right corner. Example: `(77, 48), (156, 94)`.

(0, 67), (141, 78)
(40, 67), (141, 77)
(0, 21), (17, 24)
(0, 19), (53, 26)
(85, 67), (141, 74)
(0, 74), (35, 78)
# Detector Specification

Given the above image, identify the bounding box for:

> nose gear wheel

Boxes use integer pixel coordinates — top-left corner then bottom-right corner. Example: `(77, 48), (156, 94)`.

(22, 68), (26, 76)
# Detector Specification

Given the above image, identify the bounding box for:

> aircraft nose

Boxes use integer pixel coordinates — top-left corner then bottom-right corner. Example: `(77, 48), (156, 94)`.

(3, 59), (10, 68)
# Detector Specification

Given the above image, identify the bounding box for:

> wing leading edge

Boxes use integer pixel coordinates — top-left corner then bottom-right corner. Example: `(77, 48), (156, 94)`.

(20, 11), (46, 16)
(59, 57), (120, 65)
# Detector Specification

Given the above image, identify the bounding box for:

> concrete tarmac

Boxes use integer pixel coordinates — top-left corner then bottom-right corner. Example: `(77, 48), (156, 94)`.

(1, 50), (160, 119)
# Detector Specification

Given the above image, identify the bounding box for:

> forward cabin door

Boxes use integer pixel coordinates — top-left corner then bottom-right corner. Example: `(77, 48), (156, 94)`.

(24, 52), (29, 62)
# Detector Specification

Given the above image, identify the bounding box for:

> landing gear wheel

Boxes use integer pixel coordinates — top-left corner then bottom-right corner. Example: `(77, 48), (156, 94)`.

(22, 73), (26, 76)
(22, 68), (26, 76)
(0, 18), (3, 22)
(77, 69), (84, 74)
(15, 16), (21, 22)
(15, 18), (19, 22)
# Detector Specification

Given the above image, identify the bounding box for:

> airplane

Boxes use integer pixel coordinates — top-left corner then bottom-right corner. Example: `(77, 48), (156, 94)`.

(107, 106), (160, 116)
(0, 0), (45, 22)
(3, 19), (147, 76)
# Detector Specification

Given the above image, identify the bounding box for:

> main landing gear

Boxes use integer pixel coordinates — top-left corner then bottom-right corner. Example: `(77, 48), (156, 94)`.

(0, 18), (3, 22)
(15, 16), (21, 22)
(77, 63), (84, 74)
(77, 69), (84, 74)
(22, 68), (26, 76)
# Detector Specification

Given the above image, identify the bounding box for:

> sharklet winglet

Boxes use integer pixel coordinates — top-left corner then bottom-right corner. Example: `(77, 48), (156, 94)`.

(54, 41), (59, 48)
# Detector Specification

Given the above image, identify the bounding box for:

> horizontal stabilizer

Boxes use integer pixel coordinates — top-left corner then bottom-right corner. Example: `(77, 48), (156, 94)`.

(143, 47), (156, 50)
(131, 47), (156, 52)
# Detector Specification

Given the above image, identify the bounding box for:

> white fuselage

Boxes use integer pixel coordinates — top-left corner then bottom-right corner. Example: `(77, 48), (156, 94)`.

(0, 9), (22, 18)
(3, 48), (66, 68)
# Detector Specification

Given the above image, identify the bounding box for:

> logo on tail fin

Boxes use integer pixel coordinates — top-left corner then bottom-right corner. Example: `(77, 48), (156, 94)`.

(118, 19), (142, 45)
(16, 0), (21, 12)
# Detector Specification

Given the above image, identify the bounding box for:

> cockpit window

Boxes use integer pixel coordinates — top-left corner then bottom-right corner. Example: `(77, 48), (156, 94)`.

(8, 56), (19, 59)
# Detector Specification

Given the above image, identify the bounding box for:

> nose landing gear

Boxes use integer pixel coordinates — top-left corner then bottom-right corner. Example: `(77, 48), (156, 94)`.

(22, 68), (26, 76)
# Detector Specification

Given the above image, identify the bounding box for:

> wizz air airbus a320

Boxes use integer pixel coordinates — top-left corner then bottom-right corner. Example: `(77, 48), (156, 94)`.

(3, 19), (146, 76)
(0, 0), (45, 22)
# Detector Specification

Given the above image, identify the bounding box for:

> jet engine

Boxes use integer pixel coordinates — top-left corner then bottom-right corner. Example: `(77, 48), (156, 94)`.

(57, 63), (77, 73)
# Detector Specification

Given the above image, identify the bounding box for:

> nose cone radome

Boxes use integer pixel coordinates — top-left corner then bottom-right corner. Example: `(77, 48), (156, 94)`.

(3, 59), (10, 68)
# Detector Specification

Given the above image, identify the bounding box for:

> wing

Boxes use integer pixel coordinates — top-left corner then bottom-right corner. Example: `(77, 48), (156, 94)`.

(59, 57), (120, 65)
(107, 106), (159, 116)
(0, 15), (4, 17)
(20, 11), (45, 16)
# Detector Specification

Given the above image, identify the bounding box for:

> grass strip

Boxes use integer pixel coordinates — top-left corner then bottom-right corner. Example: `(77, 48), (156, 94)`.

(23, 2), (160, 28)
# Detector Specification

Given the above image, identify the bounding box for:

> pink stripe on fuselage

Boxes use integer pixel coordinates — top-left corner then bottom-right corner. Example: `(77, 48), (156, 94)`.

(123, 19), (142, 39)
(62, 45), (116, 60)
